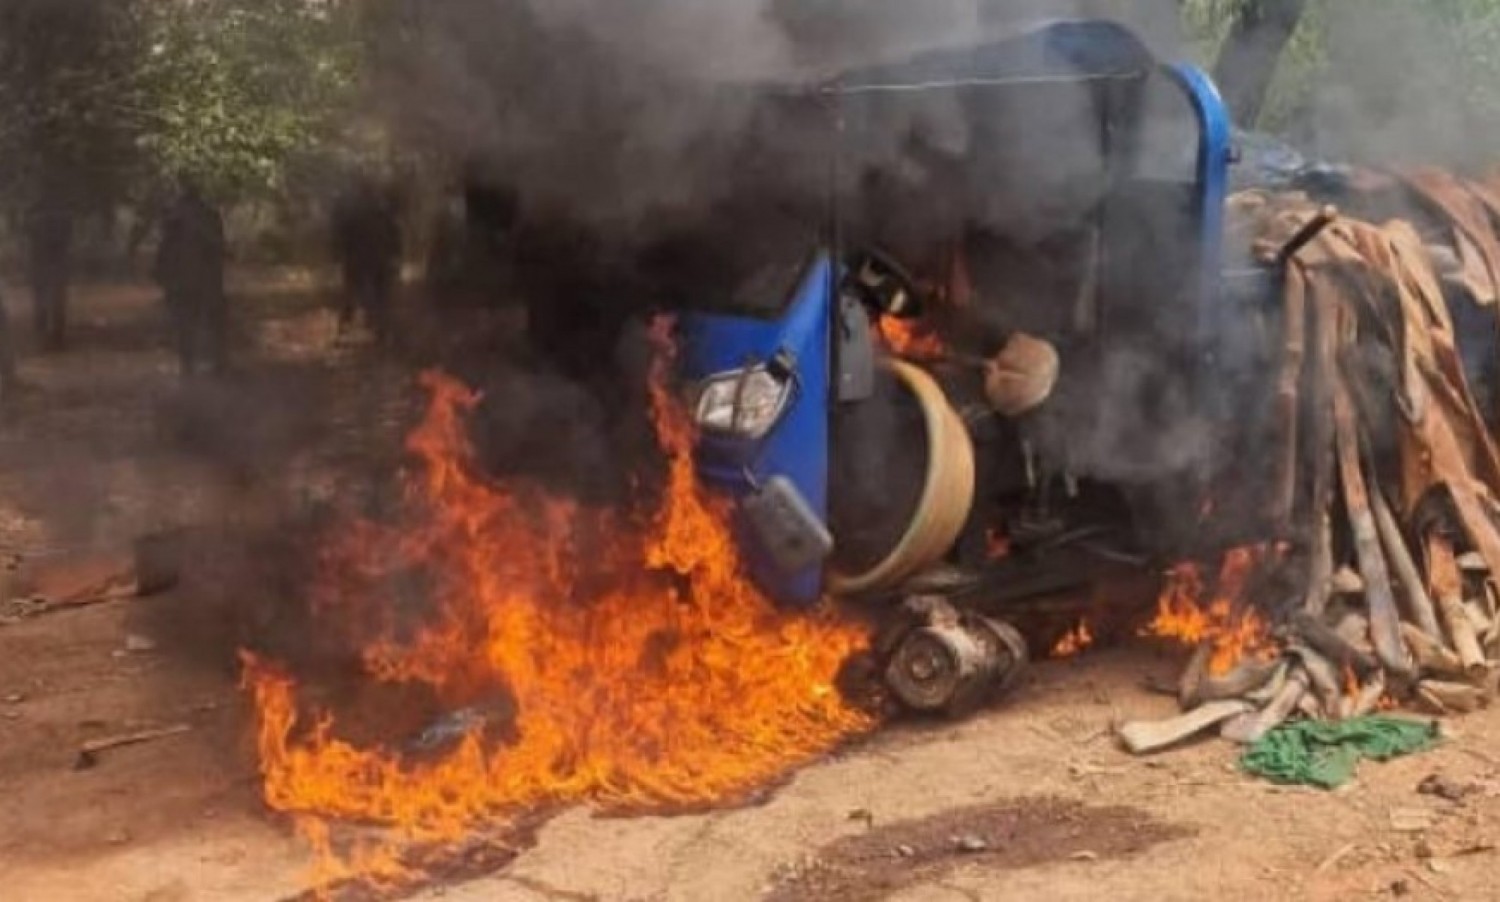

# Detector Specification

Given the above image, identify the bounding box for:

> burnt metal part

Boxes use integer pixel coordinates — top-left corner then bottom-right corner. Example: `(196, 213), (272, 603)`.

(848, 248), (924, 319)
(409, 708), (492, 755)
(836, 290), (877, 403)
(881, 596), (1028, 717)
(902, 565), (983, 596)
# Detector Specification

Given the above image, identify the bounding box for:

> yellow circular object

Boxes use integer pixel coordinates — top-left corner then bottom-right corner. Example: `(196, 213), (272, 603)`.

(829, 359), (976, 596)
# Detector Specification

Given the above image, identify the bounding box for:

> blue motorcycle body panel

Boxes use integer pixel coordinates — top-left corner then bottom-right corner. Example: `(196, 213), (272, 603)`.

(678, 255), (834, 605)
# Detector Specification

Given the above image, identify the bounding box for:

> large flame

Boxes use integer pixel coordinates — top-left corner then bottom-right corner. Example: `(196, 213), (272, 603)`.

(243, 320), (873, 884)
(1144, 545), (1278, 676)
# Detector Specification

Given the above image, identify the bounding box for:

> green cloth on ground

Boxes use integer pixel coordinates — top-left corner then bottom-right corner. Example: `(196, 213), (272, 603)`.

(1240, 716), (1441, 789)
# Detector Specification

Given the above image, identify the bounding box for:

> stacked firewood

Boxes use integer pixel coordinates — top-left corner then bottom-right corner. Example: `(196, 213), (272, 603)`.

(1122, 169), (1500, 754)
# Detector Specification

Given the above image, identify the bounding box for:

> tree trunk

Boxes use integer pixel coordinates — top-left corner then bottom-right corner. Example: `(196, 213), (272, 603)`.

(1212, 0), (1310, 127)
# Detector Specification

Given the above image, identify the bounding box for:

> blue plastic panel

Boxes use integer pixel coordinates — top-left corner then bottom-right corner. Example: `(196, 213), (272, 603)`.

(678, 254), (833, 606)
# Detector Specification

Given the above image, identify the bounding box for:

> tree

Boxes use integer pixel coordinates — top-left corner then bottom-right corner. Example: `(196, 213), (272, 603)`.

(1211, 0), (1311, 127)
(0, 0), (365, 351)
(0, 0), (143, 209)
(0, 0), (144, 349)
(133, 0), (363, 201)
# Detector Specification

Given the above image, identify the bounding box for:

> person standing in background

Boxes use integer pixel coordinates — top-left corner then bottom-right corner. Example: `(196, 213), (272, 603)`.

(331, 176), (402, 346)
(26, 200), (73, 352)
(154, 181), (228, 376)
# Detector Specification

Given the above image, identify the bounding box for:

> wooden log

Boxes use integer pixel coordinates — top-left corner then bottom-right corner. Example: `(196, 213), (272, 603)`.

(1333, 373), (1414, 678)
(1350, 671), (1389, 719)
(1429, 535), (1487, 679)
(1184, 656), (1284, 708)
(1330, 567), (1365, 595)
(1222, 668), (1311, 744)
(1372, 486), (1444, 640)
(1118, 699), (1254, 755)
(1458, 552), (1489, 573)
(1463, 599), (1494, 640)
(1401, 622), (1467, 678)
(1303, 513), (1334, 617)
(1332, 608), (1373, 650)
(1302, 291), (1340, 617)
(1418, 427), (1500, 580)
(1288, 643), (1343, 715)
(1417, 679), (1488, 714)
(1438, 594), (1487, 680)
(1486, 581), (1500, 658)
(1245, 661), (1291, 706)
(1292, 610), (1379, 677)
(74, 724), (192, 770)
(1269, 264), (1308, 535)
(1177, 642), (1212, 711)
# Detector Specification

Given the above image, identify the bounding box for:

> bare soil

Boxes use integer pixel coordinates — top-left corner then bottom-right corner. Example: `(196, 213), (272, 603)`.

(4, 278), (1500, 902)
(765, 797), (1190, 902)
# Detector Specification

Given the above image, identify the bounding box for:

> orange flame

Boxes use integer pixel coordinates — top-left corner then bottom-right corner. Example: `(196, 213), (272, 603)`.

(877, 317), (946, 359)
(243, 318), (873, 884)
(985, 526), (1011, 561)
(1144, 545), (1278, 676)
(1341, 664), (1360, 702)
(1050, 621), (1094, 658)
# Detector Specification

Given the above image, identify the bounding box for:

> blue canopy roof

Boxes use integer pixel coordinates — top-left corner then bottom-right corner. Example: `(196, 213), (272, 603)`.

(823, 20), (1158, 94)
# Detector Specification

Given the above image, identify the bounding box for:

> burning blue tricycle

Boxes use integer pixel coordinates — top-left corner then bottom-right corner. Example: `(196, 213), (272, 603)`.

(667, 19), (1289, 714)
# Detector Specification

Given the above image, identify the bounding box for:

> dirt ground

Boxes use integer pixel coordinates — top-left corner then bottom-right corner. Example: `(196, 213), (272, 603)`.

(4, 279), (1500, 902)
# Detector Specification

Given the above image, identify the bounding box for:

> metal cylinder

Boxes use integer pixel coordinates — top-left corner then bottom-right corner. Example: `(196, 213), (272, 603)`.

(883, 599), (1028, 716)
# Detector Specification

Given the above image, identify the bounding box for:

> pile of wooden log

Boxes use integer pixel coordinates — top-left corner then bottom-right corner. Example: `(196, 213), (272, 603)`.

(1122, 168), (1500, 754)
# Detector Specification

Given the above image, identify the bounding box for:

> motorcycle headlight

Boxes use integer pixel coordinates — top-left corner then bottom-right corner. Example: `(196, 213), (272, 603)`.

(694, 365), (793, 440)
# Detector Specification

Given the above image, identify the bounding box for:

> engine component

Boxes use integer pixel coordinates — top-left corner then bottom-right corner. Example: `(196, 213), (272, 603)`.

(836, 290), (878, 403)
(848, 247), (925, 319)
(982, 331), (1060, 418)
(882, 596), (1028, 716)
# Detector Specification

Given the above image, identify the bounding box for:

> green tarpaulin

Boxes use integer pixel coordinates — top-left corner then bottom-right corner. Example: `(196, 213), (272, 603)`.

(1240, 716), (1441, 789)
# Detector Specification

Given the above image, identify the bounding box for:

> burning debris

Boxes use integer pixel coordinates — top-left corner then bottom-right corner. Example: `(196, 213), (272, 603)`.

(1121, 169), (1500, 753)
(1143, 546), (1280, 678)
(1050, 620), (1094, 659)
(241, 324), (874, 890)
(877, 316), (947, 361)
